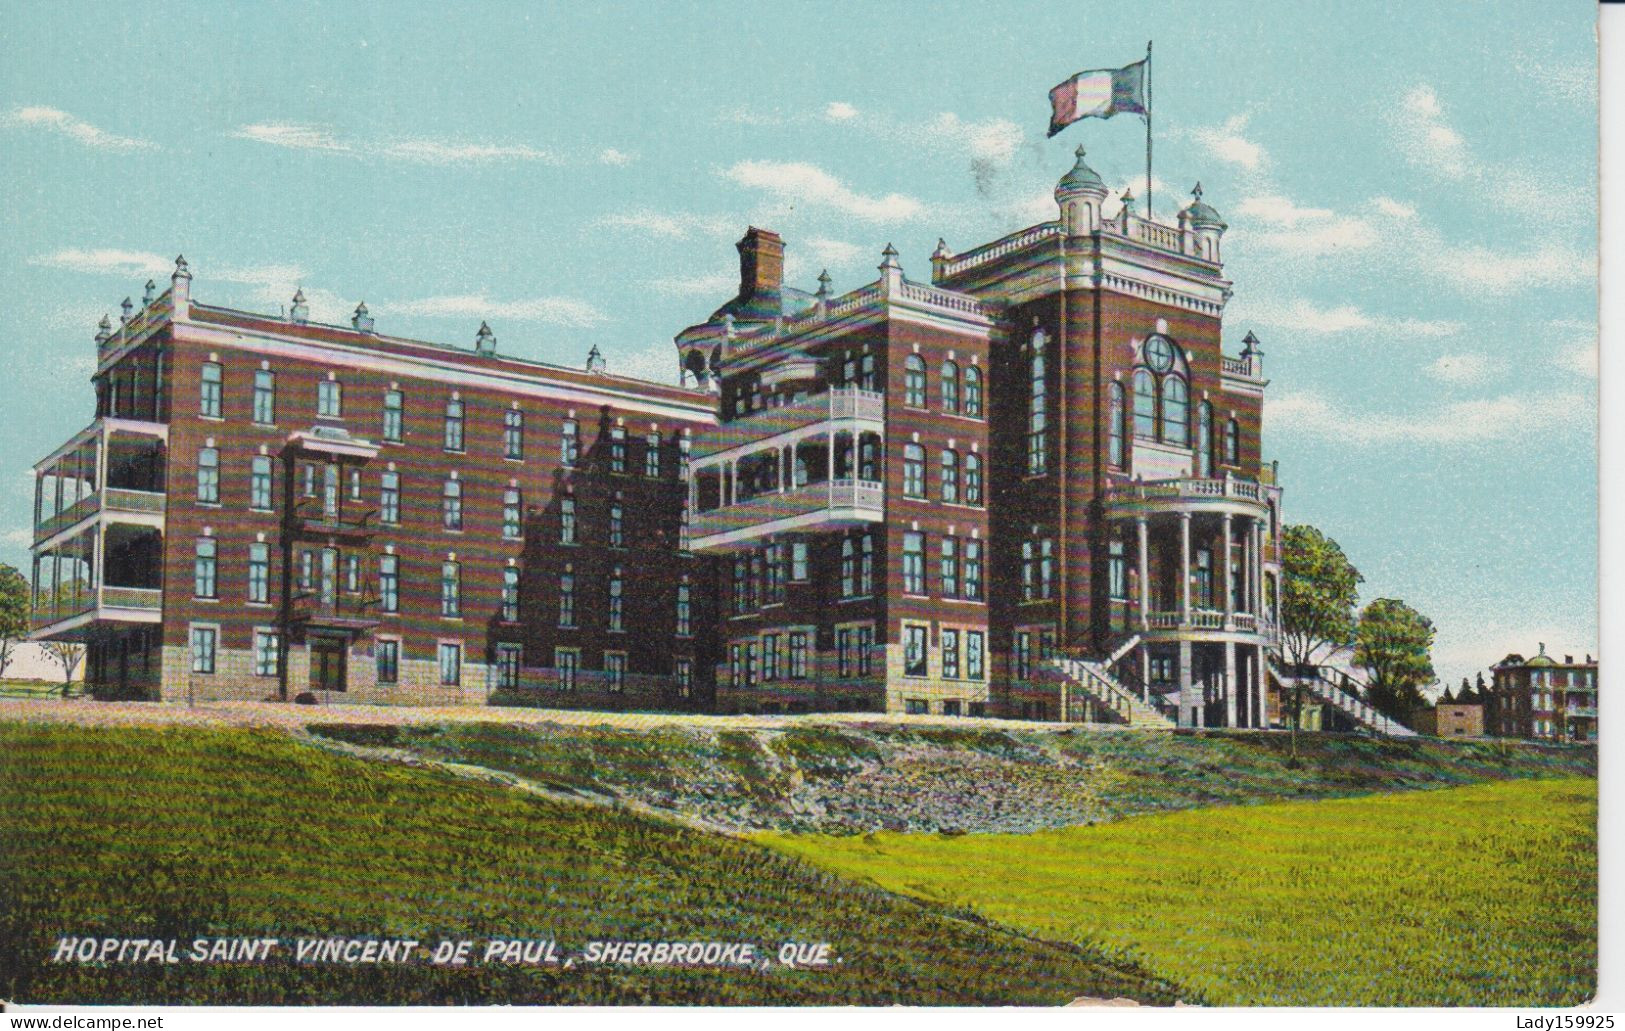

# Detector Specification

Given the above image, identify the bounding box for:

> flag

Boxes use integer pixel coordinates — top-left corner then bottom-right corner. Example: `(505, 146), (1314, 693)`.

(1048, 60), (1147, 137)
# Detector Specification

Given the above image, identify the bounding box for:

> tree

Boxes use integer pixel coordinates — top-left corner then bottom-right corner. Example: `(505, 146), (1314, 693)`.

(1279, 524), (1363, 760)
(43, 641), (85, 696)
(0, 564), (29, 680)
(1354, 598), (1436, 725)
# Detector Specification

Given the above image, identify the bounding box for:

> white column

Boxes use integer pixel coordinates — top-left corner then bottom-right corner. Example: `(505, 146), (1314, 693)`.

(1137, 516), (1150, 629)
(1254, 520), (1266, 617)
(1179, 513), (1192, 622)
(1222, 512), (1234, 626)
(1254, 646), (1267, 728)
(1179, 639), (1196, 727)
(1225, 640), (1238, 727)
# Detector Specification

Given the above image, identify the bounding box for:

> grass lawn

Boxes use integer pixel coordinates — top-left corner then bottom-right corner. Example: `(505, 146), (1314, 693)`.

(0, 679), (68, 699)
(0, 722), (1183, 1006)
(759, 777), (1597, 1006)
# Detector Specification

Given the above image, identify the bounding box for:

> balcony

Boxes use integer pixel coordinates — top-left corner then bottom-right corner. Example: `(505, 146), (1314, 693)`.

(34, 418), (168, 546)
(1143, 609), (1274, 638)
(695, 387), (884, 461)
(31, 578), (163, 641)
(288, 590), (381, 635)
(288, 497), (379, 541)
(31, 518), (164, 641)
(690, 478), (884, 552)
(1105, 475), (1278, 519)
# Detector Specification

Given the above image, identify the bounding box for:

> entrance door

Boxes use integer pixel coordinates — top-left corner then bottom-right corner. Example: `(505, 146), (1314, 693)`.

(311, 637), (347, 693)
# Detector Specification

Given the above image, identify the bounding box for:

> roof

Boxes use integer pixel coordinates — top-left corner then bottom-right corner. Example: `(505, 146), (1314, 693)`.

(1055, 146), (1107, 196)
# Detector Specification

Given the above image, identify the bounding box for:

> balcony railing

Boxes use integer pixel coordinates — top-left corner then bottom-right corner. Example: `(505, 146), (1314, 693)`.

(935, 222), (1065, 280)
(1143, 609), (1269, 634)
(691, 478), (884, 546)
(696, 387), (885, 461)
(31, 581), (162, 634)
(1107, 475), (1278, 512)
(289, 500), (379, 538)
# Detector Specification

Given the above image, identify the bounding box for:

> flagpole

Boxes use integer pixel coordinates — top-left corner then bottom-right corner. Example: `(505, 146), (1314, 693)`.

(1145, 40), (1153, 221)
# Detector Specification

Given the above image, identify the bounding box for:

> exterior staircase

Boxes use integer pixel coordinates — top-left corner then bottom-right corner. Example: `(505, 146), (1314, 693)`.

(1044, 645), (1176, 729)
(1267, 657), (1417, 737)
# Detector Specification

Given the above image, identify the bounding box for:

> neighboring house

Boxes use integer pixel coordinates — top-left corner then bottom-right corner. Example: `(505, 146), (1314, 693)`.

(1414, 683), (1486, 738)
(1485, 645), (1598, 742)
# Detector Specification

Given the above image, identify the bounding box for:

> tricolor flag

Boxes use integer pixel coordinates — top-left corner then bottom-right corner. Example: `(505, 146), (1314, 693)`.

(1048, 60), (1148, 137)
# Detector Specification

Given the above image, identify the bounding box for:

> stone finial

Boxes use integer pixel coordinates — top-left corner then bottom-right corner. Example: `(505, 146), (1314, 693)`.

(879, 243), (901, 270)
(143, 279), (156, 305)
(722, 313), (736, 341)
(289, 288), (309, 324)
(172, 254), (192, 281)
(475, 320), (496, 354)
(932, 237), (952, 260)
(1242, 330), (1262, 356)
(1192, 182), (1204, 201)
(815, 269), (831, 299)
(120, 297), (133, 322)
(94, 314), (112, 345)
(585, 344), (606, 374)
(352, 302), (374, 334)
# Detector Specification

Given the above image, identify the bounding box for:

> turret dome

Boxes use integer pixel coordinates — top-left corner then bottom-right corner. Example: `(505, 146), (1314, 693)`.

(1055, 146), (1108, 199)
(1181, 182), (1227, 230)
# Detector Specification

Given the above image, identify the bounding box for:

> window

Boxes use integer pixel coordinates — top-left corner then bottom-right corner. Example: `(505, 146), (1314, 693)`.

(382, 390), (403, 442)
(503, 488), (523, 539)
(967, 631), (985, 680)
(841, 538), (857, 598)
(298, 550), (314, 592)
(442, 478), (462, 531)
(553, 648), (579, 691)
(376, 639), (399, 684)
(942, 628), (960, 679)
(764, 543), (786, 604)
(860, 533), (874, 595)
(302, 462), (316, 497)
(444, 399), (465, 452)
(904, 625), (928, 677)
(1109, 539), (1127, 599)
(252, 369), (275, 424)
(196, 447), (219, 504)
(940, 536), (960, 597)
(645, 431), (661, 477)
(609, 426), (626, 473)
(604, 652), (626, 693)
(1224, 419), (1241, 464)
(679, 435), (691, 479)
(676, 582), (692, 636)
(762, 634), (780, 681)
(903, 443), (926, 499)
(963, 453), (982, 506)
(609, 501), (623, 548)
(790, 541), (809, 581)
(1136, 336), (1191, 445)
(1028, 338), (1047, 474)
(560, 497), (577, 544)
(189, 625), (217, 674)
(243, 455), (270, 511)
(964, 539), (983, 601)
(1040, 539), (1054, 599)
(860, 352), (878, 391)
(1133, 368), (1157, 439)
(502, 566), (520, 622)
(496, 643), (522, 690)
(559, 571), (576, 627)
(940, 449), (959, 504)
(904, 354), (927, 407)
(377, 554), (399, 613)
(504, 409), (524, 460)
(1196, 401), (1214, 477)
(438, 642), (461, 686)
(380, 471), (400, 525)
(199, 362), (222, 418)
(905, 699), (928, 715)
(253, 629), (279, 677)
(963, 365), (983, 418)
(903, 532), (925, 595)
(247, 542), (270, 604)
(1161, 375), (1189, 446)
(608, 569), (623, 631)
(941, 360), (960, 414)
(561, 419), (580, 466)
(1015, 631), (1032, 679)
(675, 659), (693, 698)
(1108, 381), (1126, 467)
(194, 538), (217, 598)
(317, 378), (342, 419)
(789, 632), (809, 679)
(441, 560), (460, 618)
(1022, 538), (1055, 601)
(1195, 547), (1214, 607)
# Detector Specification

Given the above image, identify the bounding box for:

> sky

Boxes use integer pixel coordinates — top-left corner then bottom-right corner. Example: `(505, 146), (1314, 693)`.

(0, 0), (1598, 691)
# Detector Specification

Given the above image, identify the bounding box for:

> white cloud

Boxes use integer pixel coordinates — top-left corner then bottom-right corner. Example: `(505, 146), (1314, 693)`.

(1550, 319), (1598, 378)
(1187, 114), (1266, 170)
(823, 102), (859, 122)
(1270, 388), (1591, 446)
(1411, 237), (1593, 295)
(1234, 297), (1461, 337)
(1248, 215), (1380, 257)
(1424, 353), (1502, 385)
(1236, 194), (1335, 227)
(600, 341), (683, 386)
(717, 105), (788, 127)
(593, 210), (739, 240)
(381, 293), (609, 328)
(231, 122), (352, 153)
(1373, 196), (1418, 219)
(908, 112), (1023, 165)
(1, 528), (32, 549)
(377, 139), (562, 165)
(803, 237), (866, 267)
(722, 160), (923, 223)
(30, 248), (173, 278)
(598, 148), (634, 166)
(1394, 85), (1471, 181)
(5, 106), (156, 151)
(647, 273), (739, 298)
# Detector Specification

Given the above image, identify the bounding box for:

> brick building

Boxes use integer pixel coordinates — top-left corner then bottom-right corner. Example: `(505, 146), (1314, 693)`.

(30, 146), (1287, 726)
(1485, 645), (1598, 742)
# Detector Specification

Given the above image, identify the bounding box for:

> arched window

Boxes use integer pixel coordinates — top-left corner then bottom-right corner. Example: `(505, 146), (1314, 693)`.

(903, 443), (926, 498)
(1224, 418), (1240, 464)
(1161, 375), (1188, 446)
(1195, 401), (1213, 476)
(1108, 381), (1126, 467)
(963, 452), (982, 505)
(941, 360), (960, 414)
(940, 449), (959, 504)
(904, 354), (926, 407)
(1028, 333), (1048, 474)
(961, 365), (982, 418)
(1133, 369), (1157, 439)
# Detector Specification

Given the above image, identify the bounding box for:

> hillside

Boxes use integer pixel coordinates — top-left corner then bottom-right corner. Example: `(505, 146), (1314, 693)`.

(307, 719), (1596, 834)
(0, 722), (1184, 1006)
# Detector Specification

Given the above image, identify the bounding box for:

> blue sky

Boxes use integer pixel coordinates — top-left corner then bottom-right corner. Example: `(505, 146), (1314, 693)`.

(0, 0), (1597, 688)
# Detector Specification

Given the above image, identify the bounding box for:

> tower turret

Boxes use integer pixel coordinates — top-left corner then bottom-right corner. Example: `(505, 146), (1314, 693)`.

(1055, 145), (1109, 234)
(1179, 183), (1228, 262)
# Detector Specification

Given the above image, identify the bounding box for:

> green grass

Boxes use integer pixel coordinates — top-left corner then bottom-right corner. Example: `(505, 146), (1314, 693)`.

(0, 679), (68, 699)
(758, 778), (1597, 1006)
(0, 722), (1183, 1006)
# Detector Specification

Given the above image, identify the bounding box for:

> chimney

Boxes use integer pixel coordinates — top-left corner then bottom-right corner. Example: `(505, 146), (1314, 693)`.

(1565, 655), (1573, 666)
(735, 227), (784, 301)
